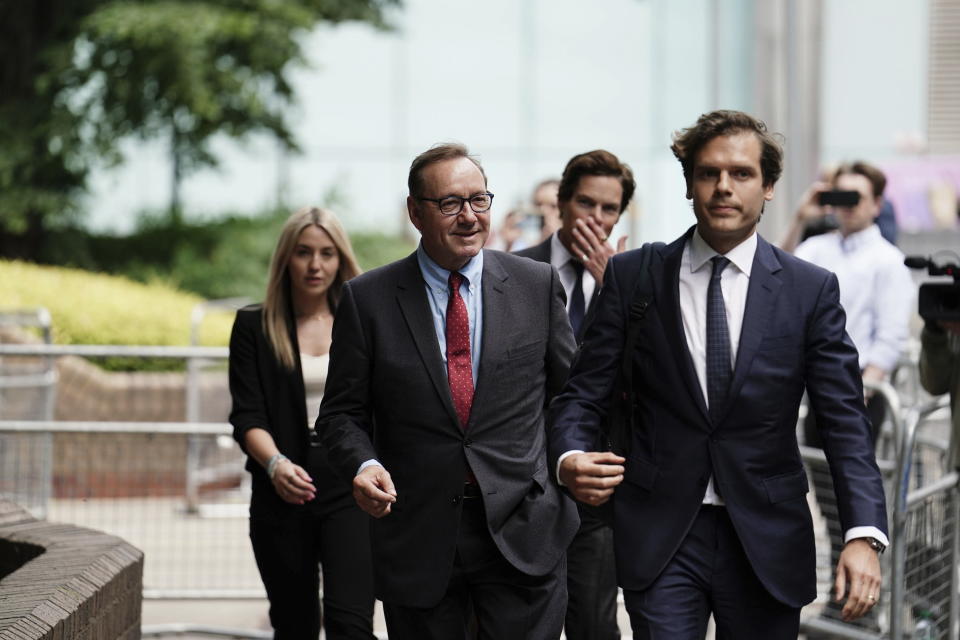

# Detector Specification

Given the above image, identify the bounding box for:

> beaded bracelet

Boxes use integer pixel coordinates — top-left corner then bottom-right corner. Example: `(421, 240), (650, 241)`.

(266, 453), (289, 480)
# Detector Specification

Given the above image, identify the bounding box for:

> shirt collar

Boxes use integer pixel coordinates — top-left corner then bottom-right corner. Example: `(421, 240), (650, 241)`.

(416, 243), (484, 290)
(549, 232), (575, 272)
(689, 227), (757, 277)
(839, 224), (881, 253)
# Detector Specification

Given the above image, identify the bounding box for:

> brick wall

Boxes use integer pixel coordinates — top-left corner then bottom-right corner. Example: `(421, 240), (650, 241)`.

(1, 327), (235, 498)
(0, 499), (144, 639)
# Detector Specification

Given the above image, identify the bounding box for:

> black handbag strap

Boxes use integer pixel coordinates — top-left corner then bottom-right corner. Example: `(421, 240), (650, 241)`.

(605, 241), (664, 456)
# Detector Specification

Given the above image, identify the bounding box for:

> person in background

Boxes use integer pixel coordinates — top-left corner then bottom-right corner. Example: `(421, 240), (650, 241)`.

(516, 149), (636, 640)
(533, 177), (562, 239)
(784, 162), (913, 438)
(920, 320), (960, 469)
(228, 206), (374, 640)
(494, 178), (562, 252)
(780, 165), (898, 252)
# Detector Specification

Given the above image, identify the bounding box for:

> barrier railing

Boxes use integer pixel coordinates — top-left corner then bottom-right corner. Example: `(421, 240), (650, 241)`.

(797, 376), (959, 640)
(0, 419), (262, 599)
(0, 340), (956, 639)
(890, 395), (957, 640)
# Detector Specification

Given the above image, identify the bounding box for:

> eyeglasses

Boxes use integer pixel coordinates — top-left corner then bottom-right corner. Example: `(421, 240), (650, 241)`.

(418, 192), (495, 216)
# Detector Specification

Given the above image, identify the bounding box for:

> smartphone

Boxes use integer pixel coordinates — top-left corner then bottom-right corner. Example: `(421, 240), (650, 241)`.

(817, 190), (860, 207)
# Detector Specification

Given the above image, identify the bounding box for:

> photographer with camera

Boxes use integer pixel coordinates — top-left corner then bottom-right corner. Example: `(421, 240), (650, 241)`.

(911, 254), (960, 469)
(921, 320), (960, 467)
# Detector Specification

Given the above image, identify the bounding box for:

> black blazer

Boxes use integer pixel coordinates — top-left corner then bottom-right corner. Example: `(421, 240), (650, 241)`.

(316, 250), (580, 607)
(229, 306), (350, 509)
(549, 230), (888, 608)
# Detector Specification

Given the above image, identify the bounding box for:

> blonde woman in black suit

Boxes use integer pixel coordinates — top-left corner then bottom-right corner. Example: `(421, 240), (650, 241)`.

(229, 206), (374, 639)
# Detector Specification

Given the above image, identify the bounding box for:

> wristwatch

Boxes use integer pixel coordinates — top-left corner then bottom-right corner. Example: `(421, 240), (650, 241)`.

(864, 537), (886, 554)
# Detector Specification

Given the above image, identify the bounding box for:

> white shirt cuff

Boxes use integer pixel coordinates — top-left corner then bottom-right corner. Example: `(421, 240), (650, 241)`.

(844, 526), (889, 548)
(556, 450), (585, 485)
(357, 459), (383, 476)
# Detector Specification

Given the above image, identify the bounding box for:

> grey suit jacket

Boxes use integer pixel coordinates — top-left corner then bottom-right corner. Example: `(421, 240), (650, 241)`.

(316, 249), (579, 607)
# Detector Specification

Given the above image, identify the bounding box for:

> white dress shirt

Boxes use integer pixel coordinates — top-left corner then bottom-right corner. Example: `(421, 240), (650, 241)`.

(680, 229), (756, 505)
(549, 232), (598, 315)
(795, 225), (913, 373)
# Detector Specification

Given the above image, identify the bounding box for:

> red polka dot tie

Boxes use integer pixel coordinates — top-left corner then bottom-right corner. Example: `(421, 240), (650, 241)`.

(446, 272), (474, 430)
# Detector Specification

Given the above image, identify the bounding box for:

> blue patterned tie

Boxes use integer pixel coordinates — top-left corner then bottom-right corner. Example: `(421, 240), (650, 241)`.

(707, 256), (731, 423)
(568, 261), (585, 336)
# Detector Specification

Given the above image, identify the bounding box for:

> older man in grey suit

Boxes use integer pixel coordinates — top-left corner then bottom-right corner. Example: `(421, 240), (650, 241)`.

(316, 143), (579, 640)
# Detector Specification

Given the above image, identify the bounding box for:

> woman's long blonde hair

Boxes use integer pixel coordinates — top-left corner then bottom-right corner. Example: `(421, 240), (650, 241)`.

(263, 207), (362, 370)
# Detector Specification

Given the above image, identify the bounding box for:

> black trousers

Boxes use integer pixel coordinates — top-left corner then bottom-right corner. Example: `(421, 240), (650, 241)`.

(565, 505), (620, 640)
(249, 487), (375, 640)
(623, 505), (800, 640)
(383, 488), (567, 640)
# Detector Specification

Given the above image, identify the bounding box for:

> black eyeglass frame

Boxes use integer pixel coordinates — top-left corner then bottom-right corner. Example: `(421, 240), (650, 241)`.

(417, 192), (495, 216)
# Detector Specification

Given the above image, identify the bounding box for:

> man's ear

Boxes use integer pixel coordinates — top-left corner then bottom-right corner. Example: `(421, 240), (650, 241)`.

(871, 196), (884, 220)
(407, 196), (423, 232)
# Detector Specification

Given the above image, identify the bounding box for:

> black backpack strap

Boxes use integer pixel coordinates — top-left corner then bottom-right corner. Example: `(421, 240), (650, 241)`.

(604, 241), (663, 456)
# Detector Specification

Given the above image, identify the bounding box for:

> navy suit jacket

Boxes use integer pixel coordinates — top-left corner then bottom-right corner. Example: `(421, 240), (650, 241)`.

(548, 228), (888, 607)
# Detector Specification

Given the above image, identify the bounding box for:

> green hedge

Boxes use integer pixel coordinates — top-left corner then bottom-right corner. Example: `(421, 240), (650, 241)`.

(39, 211), (417, 300)
(0, 260), (234, 370)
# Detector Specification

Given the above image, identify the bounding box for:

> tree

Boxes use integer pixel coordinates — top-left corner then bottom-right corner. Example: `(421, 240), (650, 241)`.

(0, 0), (397, 258)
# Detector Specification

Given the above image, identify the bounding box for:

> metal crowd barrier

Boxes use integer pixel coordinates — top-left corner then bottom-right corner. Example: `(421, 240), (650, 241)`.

(0, 419), (263, 599)
(1, 339), (957, 639)
(0, 341), (259, 600)
(799, 377), (958, 640)
(890, 395), (958, 640)
(799, 379), (902, 639)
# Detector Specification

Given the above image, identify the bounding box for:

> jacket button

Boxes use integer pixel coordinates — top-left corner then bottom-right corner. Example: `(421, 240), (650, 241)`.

(452, 495), (462, 505)
(464, 439), (472, 447)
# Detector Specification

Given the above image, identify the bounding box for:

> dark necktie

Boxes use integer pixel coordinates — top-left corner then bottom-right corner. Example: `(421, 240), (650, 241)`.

(568, 261), (585, 336)
(706, 256), (731, 423)
(446, 272), (474, 429)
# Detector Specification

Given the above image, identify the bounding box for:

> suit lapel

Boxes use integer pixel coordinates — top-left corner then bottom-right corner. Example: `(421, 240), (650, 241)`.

(530, 237), (552, 263)
(394, 253), (460, 427)
(717, 235), (783, 425)
(655, 231), (710, 423)
(470, 251), (509, 430)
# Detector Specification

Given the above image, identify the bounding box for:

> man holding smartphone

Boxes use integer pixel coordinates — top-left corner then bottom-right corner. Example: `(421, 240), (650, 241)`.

(780, 161), (913, 628)
(782, 161), (912, 421)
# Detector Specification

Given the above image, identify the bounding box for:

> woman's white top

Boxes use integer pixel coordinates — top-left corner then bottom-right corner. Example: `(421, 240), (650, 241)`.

(300, 352), (329, 429)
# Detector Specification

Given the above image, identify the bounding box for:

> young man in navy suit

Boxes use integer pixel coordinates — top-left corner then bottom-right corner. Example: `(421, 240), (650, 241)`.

(549, 110), (887, 639)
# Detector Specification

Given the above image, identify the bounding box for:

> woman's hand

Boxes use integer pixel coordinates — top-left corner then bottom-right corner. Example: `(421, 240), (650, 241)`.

(271, 458), (316, 505)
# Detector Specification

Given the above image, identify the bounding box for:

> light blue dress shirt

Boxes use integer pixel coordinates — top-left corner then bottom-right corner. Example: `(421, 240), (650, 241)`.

(416, 243), (484, 384)
(356, 246), (484, 475)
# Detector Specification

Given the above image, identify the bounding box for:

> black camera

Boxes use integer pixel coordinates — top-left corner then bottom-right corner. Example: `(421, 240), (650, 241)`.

(817, 190), (861, 207)
(905, 254), (960, 322)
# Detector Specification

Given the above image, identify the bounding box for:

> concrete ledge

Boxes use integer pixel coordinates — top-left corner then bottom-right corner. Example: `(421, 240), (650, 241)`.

(0, 499), (144, 639)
